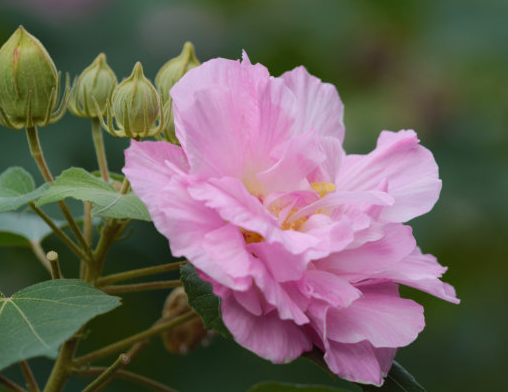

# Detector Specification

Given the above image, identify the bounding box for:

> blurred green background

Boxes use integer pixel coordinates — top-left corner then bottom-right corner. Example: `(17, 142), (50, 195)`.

(0, 0), (506, 391)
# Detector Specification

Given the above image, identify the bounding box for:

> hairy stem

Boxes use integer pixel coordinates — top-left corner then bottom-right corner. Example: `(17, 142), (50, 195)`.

(74, 311), (197, 366)
(20, 361), (40, 392)
(25, 126), (90, 253)
(100, 280), (182, 295)
(91, 118), (109, 183)
(97, 261), (187, 286)
(29, 203), (90, 262)
(81, 354), (129, 392)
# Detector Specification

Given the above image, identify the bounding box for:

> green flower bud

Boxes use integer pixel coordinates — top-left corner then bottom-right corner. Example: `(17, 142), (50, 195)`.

(70, 53), (117, 118)
(111, 62), (160, 135)
(155, 42), (200, 104)
(0, 26), (60, 129)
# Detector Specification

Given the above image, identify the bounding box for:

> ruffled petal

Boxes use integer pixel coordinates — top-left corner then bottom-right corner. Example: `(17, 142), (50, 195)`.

(324, 340), (392, 386)
(336, 130), (442, 222)
(281, 66), (345, 141)
(326, 285), (425, 347)
(171, 55), (296, 180)
(221, 291), (312, 363)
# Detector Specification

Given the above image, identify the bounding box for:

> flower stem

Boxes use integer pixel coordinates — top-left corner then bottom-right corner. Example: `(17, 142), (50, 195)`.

(97, 261), (187, 286)
(29, 203), (90, 262)
(76, 369), (179, 392)
(91, 118), (109, 183)
(100, 280), (181, 295)
(20, 361), (40, 392)
(25, 126), (90, 254)
(74, 311), (197, 366)
(80, 354), (129, 392)
(0, 375), (28, 392)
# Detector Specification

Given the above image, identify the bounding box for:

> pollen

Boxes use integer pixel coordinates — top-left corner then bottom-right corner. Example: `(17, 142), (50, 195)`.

(311, 182), (337, 198)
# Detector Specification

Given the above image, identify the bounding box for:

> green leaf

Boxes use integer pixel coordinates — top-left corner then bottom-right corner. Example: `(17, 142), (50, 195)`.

(0, 279), (121, 370)
(180, 263), (232, 338)
(0, 167), (49, 212)
(247, 382), (350, 392)
(0, 212), (66, 246)
(36, 167), (150, 221)
(360, 361), (426, 392)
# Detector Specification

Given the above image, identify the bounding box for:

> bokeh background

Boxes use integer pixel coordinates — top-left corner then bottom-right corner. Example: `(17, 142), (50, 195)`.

(0, 0), (507, 391)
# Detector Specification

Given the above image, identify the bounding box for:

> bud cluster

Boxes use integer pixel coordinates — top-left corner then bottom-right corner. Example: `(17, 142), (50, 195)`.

(0, 26), (200, 143)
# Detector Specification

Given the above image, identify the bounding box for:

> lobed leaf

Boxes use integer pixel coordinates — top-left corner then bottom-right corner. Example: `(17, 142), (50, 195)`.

(180, 263), (232, 338)
(36, 167), (150, 221)
(0, 279), (121, 370)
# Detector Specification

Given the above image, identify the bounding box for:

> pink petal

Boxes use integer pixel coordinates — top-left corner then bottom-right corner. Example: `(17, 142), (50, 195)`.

(171, 55), (296, 180)
(336, 130), (442, 222)
(299, 269), (362, 308)
(318, 223), (416, 279)
(221, 292), (312, 363)
(248, 260), (309, 325)
(308, 136), (345, 184)
(326, 286), (425, 347)
(257, 130), (326, 193)
(281, 66), (345, 141)
(324, 340), (393, 386)
(374, 248), (460, 304)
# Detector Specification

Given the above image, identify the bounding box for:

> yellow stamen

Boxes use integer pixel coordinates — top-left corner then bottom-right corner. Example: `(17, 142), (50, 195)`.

(311, 181), (337, 198)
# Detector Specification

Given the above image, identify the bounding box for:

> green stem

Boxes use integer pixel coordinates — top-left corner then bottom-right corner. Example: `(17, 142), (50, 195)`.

(77, 369), (179, 392)
(84, 219), (129, 284)
(74, 311), (197, 367)
(25, 126), (91, 254)
(81, 202), (93, 279)
(91, 118), (109, 183)
(20, 361), (40, 392)
(29, 203), (90, 262)
(43, 337), (80, 392)
(100, 280), (181, 295)
(0, 375), (28, 392)
(97, 261), (187, 286)
(80, 354), (129, 392)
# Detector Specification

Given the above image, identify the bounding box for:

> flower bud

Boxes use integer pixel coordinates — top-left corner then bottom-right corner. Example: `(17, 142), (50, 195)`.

(161, 287), (209, 354)
(155, 42), (200, 104)
(0, 26), (59, 129)
(111, 62), (160, 134)
(70, 53), (117, 118)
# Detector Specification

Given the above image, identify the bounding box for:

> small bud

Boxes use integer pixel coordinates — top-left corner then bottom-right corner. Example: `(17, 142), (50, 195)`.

(111, 62), (160, 136)
(161, 287), (209, 354)
(155, 42), (200, 104)
(69, 53), (117, 118)
(0, 26), (62, 129)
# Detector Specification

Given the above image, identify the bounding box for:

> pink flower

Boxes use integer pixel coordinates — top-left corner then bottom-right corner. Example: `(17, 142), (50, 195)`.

(123, 52), (459, 386)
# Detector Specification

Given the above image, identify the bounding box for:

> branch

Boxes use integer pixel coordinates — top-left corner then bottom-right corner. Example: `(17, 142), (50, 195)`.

(20, 361), (40, 392)
(100, 280), (181, 295)
(0, 375), (28, 392)
(74, 311), (197, 366)
(97, 261), (187, 286)
(80, 354), (129, 392)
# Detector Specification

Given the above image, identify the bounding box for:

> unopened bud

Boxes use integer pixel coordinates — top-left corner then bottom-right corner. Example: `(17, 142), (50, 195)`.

(161, 287), (209, 354)
(111, 62), (160, 134)
(70, 53), (117, 118)
(155, 42), (200, 104)
(0, 26), (60, 129)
